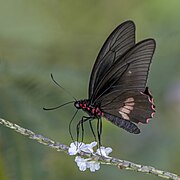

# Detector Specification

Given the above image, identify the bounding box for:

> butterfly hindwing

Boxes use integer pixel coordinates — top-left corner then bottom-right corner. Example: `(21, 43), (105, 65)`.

(100, 89), (155, 124)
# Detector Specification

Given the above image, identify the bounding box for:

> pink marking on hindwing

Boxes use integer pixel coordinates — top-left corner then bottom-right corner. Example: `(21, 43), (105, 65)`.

(119, 111), (130, 120)
(124, 97), (134, 103)
(146, 111), (155, 123)
(151, 104), (155, 111)
(119, 97), (135, 120)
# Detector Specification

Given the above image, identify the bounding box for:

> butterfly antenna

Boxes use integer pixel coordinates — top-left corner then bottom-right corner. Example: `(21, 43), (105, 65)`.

(43, 101), (74, 111)
(50, 73), (77, 101)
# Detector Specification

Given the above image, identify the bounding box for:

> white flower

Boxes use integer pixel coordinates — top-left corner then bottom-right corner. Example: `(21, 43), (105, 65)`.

(75, 156), (87, 171)
(68, 141), (97, 155)
(69, 141), (113, 172)
(75, 156), (100, 172)
(68, 141), (85, 155)
(86, 161), (100, 172)
(96, 146), (112, 158)
(81, 141), (97, 153)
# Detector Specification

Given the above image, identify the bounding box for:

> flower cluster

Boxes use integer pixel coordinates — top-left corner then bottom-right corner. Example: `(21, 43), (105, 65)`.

(68, 141), (112, 172)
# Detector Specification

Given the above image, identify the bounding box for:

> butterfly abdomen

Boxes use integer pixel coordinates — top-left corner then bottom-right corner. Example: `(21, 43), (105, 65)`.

(103, 113), (140, 134)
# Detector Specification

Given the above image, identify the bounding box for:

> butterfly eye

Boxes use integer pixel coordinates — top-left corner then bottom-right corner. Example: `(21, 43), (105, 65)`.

(74, 101), (81, 109)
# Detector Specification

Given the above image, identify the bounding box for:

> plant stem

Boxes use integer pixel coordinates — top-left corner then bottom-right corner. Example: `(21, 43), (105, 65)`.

(0, 118), (179, 180)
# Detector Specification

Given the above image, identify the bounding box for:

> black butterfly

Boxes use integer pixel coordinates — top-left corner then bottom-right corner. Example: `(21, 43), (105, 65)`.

(73, 20), (156, 142)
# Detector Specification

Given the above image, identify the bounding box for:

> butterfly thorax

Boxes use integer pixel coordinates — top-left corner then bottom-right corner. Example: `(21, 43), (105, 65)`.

(74, 99), (104, 117)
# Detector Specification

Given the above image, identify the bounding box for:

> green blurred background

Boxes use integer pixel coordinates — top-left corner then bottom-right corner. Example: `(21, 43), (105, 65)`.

(0, 0), (180, 179)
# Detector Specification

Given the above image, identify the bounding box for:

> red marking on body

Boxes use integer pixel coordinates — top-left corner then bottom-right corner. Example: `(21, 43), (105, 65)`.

(87, 107), (90, 110)
(96, 107), (100, 113)
(92, 108), (95, 114)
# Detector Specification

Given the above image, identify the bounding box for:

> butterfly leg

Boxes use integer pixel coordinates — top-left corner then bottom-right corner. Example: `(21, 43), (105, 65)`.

(68, 109), (78, 143)
(89, 119), (97, 141)
(76, 116), (92, 142)
(97, 118), (103, 147)
(80, 118), (84, 142)
(96, 118), (105, 158)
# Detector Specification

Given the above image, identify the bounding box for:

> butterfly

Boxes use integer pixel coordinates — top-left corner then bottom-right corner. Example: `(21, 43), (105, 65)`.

(73, 20), (156, 143)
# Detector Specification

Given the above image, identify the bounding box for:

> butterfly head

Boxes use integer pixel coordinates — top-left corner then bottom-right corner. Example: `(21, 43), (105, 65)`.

(74, 99), (91, 110)
(74, 101), (81, 109)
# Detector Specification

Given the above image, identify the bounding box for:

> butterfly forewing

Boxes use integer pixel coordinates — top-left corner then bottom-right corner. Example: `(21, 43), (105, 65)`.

(89, 35), (155, 133)
(89, 21), (136, 99)
(91, 39), (156, 103)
